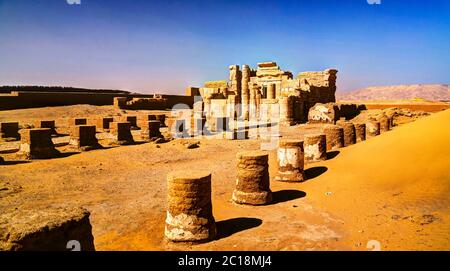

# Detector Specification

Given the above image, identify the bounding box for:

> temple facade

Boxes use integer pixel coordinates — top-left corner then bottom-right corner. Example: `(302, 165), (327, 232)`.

(186, 61), (338, 127)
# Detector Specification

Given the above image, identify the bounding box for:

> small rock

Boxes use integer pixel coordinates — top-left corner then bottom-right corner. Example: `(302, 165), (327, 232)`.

(325, 192), (332, 196)
(186, 143), (199, 149)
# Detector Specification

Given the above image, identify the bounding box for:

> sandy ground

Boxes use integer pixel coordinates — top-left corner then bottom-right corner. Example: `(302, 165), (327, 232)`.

(0, 106), (449, 251)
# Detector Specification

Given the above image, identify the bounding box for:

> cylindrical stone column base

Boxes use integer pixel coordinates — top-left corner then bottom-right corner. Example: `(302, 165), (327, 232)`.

(322, 125), (344, 151)
(378, 115), (391, 132)
(165, 170), (216, 242)
(354, 123), (366, 142)
(232, 151), (272, 205)
(275, 139), (304, 182)
(366, 120), (381, 138)
(336, 121), (356, 147)
(304, 133), (327, 162)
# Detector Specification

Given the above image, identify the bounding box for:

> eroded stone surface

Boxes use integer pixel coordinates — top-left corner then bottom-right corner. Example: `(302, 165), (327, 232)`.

(304, 134), (327, 162)
(322, 125), (344, 151)
(17, 128), (59, 159)
(0, 206), (95, 251)
(275, 139), (304, 182)
(233, 151), (272, 205)
(165, 170), (216, 242)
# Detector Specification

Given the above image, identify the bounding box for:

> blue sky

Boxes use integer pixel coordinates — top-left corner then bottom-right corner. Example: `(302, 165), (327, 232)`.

(0, 0), (449, 94)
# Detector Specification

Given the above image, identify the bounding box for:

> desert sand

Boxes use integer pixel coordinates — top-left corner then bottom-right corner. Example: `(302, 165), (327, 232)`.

(1, 106), (449, 250)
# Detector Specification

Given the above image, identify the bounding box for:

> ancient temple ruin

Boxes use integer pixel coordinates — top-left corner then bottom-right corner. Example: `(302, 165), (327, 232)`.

(186, 61), (338, 126)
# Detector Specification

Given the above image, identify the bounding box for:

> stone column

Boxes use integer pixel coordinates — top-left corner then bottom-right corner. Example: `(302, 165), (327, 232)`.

(279, 96), (294, 126)
(232, 151), (272, 205)
(241, 65), (251, 120)
(249, 84), (259, 120)
(336, 120), (356, 146)
(256, 92), (262, 119)
(214, 117), (229, 132)
(354, 123), (366, 142)
(378, 114), (391, 132)
(229, 65), (241, 96)
(304, 134), (327, 162)
(227, 95), (238, 126)
(165, 170), (216, 242)
(322, 124), (344, 151)
(366, 120), (380, 138)
(275, 139), (305, 182)
(267, 83), (276, 99)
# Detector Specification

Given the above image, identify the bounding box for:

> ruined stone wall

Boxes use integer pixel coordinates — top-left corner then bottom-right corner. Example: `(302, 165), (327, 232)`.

(298, 69), (337, 103)
(0, 91), (194, 111)
(114, 95), (194, 110)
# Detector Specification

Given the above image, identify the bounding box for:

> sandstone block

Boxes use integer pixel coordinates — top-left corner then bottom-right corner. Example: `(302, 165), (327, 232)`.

(110, 122), (134, 145)
(0, 122), (20, 140)
(69, 125), (100, 151)
(17, 128), (59, 159)
(0, 207), (95, 251)
(34, 120), (57, 135)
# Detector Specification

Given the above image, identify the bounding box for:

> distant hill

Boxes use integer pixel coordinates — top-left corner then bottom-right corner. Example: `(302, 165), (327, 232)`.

(0, 86), (130, 94)
(337, 84), (450, 102)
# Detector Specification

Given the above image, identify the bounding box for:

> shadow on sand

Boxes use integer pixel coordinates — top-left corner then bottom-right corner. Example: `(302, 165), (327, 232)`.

(327, 150), (340, 160)
(271, 189), (306, 204)
(216, 217), (263, 240)
(305, 166), (328, 181)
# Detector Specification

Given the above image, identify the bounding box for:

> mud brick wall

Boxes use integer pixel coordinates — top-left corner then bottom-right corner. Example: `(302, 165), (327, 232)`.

(0, 91), (194, 111)
(298, 69), (337, 103)
(0, 91), (126, 111)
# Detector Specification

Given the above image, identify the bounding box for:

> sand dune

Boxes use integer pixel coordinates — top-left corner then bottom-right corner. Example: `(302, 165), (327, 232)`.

(298, 108), (450, 250)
